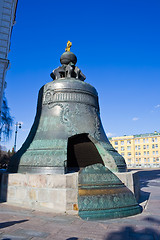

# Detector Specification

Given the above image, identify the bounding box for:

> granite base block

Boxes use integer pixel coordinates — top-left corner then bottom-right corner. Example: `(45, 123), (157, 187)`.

(0, 172), (78, 214)
(115, 171), (140, 201)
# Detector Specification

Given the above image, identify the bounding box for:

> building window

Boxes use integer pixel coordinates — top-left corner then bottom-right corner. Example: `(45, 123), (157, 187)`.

(115, 141), (118, 145)
(143, 145), (146, 149)
(147, 151), (149, 155)
(156, 151), (158, 155)
(135, 152), (138, 155)
(155, 144), (158, 149)
(121, 147), (124, 151)
(147, 145), (149, 149)
(127, 140), (131, 144)
(144, 158), (147, 162)
(121, 141), (124, 145)
(127, 146), (131, 150)
(138, 146), (141, 150)
(127, 158), (131, 162)
(147, 158), (150, 162)
(128, 152), (131, 156)
(121, 152), (124, 156)
(146, 138), (149, 143)
(156, 157), (159, 162)
(152, 138), (155, 142)
(153, 151), (155, 155)
(143, 139), (145, 143)
(139, 152), (141, 156)
(144, 151), (146, 155)
(152, 144), (155, 149)
(115, 147), (118, 151)
(135, 146), (137, 150)
(139, 158), (141, 161)
(155, 138), (157, 142)
(136, 158), (138, 162)
(135, 139), (137, 144)
(138, 139), (140, 143)
(153, 157), (156, 162)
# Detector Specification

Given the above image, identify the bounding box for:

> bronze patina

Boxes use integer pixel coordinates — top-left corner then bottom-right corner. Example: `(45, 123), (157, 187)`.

(78, 164), (142, 220)
(8, 42), (126, 174)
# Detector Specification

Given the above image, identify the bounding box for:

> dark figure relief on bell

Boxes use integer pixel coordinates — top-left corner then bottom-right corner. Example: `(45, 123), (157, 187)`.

(65, 63), (76, 78)
(50, 65), (66, 80)
(74, 66), (86, 81)
(50, 41), (86, 81)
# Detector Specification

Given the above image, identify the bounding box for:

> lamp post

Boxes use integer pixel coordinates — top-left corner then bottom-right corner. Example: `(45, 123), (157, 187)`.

(14, 122), (21, 152)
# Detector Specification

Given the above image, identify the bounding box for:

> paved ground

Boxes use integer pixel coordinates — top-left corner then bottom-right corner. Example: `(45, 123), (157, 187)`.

(0, 169), (160, 240)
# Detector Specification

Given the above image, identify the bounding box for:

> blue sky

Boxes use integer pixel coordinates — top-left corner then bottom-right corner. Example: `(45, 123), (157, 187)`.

(4, 0), (160, 150)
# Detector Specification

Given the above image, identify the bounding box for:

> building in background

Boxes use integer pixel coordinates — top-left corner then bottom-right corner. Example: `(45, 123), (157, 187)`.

(109, 131), (160, 168)
(0, 0), (18, 119)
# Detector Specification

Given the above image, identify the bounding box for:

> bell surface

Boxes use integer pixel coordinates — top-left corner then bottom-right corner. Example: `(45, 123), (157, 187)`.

(8, 49), (126, 174)
(78, 164), (142, 220)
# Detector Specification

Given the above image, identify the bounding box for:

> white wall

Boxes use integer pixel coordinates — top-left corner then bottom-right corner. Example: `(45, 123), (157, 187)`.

(0, 0), (18, 118)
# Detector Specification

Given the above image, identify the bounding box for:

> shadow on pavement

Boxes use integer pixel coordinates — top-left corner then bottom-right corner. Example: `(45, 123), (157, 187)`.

(66, 238), (78, 240)
(137, 169), (160, 204)
(104, 225), (160, 240)
(138, 169), (160, 188)
(143, 216), (160, 224)
(66, 217), (160, 240)
(0, 219), (28, 229)
(138, 190), (150, 204)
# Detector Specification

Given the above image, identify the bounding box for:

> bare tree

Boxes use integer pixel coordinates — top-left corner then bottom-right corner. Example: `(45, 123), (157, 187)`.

(0, 95), (13, 142)
(0, 95), (14, 169)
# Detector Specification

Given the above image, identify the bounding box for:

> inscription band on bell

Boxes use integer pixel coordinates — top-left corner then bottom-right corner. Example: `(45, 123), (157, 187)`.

(43, 91), (98, 108)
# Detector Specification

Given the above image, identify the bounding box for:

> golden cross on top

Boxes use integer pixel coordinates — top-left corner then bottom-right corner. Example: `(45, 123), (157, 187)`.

(65, 41), (72, 52)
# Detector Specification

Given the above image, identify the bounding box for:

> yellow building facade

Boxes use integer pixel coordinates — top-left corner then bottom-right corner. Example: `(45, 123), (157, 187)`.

(109, 132), (160, 168)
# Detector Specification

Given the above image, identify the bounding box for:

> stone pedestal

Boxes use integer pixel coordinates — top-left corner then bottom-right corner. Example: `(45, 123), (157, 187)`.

(115, 171), (140, 201)
(0, 173), (78, 213)
(0, 171), (139, 213)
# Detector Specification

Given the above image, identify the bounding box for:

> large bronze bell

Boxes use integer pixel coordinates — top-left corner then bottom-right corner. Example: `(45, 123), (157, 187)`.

(8, 47), (126, 174)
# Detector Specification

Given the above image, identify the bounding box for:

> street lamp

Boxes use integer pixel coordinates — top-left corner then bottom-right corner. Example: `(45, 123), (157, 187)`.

(14, 122), (22, 152)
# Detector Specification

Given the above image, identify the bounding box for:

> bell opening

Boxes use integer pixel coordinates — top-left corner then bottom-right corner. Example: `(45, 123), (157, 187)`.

(66, 133), (104, 173)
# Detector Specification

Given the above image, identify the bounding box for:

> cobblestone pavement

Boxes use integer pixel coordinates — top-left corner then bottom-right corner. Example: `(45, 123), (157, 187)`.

(0, 169), (160, 240)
